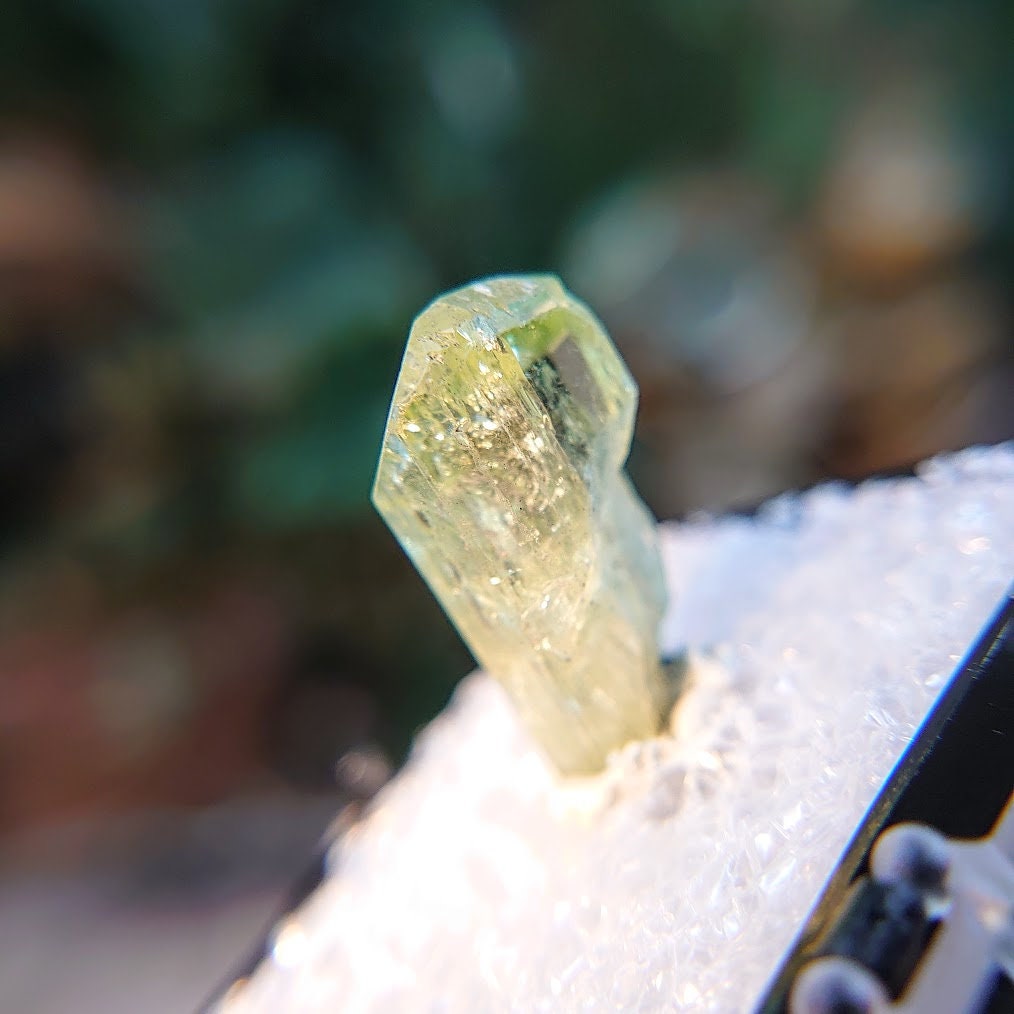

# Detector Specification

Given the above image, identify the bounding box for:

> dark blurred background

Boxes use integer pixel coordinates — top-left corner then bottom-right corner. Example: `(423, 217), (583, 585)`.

(0, 1), (1011, 1009)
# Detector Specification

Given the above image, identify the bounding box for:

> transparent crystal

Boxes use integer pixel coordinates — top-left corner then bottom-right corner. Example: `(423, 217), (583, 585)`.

(372, 275), (668, 773)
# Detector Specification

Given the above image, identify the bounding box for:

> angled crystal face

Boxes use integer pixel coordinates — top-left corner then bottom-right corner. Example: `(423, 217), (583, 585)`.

(372, 275), (667, 773)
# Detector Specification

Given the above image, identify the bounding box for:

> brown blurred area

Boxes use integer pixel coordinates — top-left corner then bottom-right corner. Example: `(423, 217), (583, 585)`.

(573, 83), (1012, 517)
(0, 1), (1011, 1009)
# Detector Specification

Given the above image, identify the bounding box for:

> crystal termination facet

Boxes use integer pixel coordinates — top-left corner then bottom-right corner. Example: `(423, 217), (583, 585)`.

(372, 275), (668, 773)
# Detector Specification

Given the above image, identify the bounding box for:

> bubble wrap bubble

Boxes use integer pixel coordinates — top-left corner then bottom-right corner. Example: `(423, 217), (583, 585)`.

(225, 445), (1014, 1013)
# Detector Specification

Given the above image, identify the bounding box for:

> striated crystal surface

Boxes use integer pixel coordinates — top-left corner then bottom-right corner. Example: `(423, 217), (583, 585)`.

(372, 275), (668, 773)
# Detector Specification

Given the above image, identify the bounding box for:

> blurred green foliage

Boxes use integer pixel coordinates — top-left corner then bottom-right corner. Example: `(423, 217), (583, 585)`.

(0, 0), (1011, 775)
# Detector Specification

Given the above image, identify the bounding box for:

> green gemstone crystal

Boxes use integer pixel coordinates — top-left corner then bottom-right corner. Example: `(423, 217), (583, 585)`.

(372, 275), (668, 773)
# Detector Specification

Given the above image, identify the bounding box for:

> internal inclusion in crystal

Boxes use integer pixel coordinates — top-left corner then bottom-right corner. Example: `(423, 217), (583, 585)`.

(372, 275), (669, 773)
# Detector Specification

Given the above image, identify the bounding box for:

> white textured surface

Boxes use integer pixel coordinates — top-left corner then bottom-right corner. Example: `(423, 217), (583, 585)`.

(225, 445), (1014, 1013)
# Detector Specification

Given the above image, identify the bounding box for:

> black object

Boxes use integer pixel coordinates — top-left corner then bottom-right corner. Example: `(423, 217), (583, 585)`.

(820, 878), (938, 1000)
(978, 968), (1014, 1014)
(757, 590), (1014, 1012)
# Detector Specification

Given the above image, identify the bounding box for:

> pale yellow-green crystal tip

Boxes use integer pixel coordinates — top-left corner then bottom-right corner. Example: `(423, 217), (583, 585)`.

(372, 275), (668, 773)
